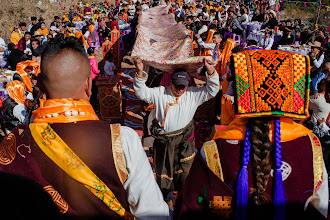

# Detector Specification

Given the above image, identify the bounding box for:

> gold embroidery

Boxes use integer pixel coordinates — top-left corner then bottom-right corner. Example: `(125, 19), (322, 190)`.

(0, 133), (16, 165)
(158, 174), (173, 181)
(135, 71), (148, 79)
(168, 101), (180, 106)
(163, 130), (184, 137)
(203, 141), (224, 181)
(180, 152), (195, 162)
(43, 185), (69, 214)
(111, 124), (128, 184)
(308, 133), (324, 194)
(174, 169), (183, 174)
(209, 196), (233, 218)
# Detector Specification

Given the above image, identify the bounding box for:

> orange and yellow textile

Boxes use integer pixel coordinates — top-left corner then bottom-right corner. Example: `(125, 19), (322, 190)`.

(216, 38), (236, 93)
(16, 60), (41, 77)
(232, 50), (310, 119)
(16, 70), (33, 93)
(37, 28), (49, 36)
(32, 99), (99, 123)
(10, 31), (20, 45)
(213, 117), (312, 142)
(16, 60), (40, 93)
(6, 81), (25, 104)
(220, 95), (235, 125)
(216, 38), (236, 77)
(29, 123), (134, 219)
(89, 24), (95, 34)
(75, 32), (89, 49)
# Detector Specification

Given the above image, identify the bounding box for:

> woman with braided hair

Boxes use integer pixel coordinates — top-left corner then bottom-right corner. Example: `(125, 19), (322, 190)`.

(174, 50), (328, 220)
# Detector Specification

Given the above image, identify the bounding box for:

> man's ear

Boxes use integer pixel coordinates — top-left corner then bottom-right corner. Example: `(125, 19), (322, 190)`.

(85, 75), (92, 98)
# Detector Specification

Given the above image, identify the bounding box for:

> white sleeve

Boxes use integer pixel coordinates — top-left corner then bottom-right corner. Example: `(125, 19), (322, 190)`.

(304, 162), (329, 218)
(198, 25), (208, 35)
(133, 74), (160, 104)
(313, 53), (324, 69)
(121, 126), (171, 220)
(13, 103), (28, 124)
(84, 31), (90, 40)
(191, 71), (220, 105)
(265, 38), (274, 50)
(197, 39), (216, 49)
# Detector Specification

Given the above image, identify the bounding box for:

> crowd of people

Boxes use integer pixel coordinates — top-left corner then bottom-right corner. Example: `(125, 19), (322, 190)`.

(0, 0), (329, 219)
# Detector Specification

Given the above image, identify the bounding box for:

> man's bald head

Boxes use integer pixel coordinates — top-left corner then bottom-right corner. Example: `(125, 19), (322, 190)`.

(39, 37), (92, 100)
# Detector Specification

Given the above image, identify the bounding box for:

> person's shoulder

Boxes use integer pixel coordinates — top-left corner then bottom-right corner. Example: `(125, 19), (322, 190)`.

(120, 125), (139, 137)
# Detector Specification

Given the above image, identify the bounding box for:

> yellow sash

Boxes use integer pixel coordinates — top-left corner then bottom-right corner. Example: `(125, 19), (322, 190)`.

(29, 123), (134, 219)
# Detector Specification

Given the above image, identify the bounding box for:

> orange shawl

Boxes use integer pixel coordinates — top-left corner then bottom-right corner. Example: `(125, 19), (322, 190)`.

(213, 117), (312, 143)
(33, 99), (99, 123)
(16, 60), (41, 93)
(215, 38), (236, 93)
(6, 80), (25, 104)
(75, 32), (89, 49)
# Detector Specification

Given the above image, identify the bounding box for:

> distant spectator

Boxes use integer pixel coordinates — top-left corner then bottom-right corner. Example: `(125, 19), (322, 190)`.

(104, 52), (116, 76)
(294, 19), (302, 43)
(265, 10), (278, 29)
(49, 26), (57, 38)
(7, 43), (24, 70)
(37, 22), (49, 36)
(9, 25), (20, 46)
(278, 26), (295, 45)
(18, 22), (27, 39)
(309, 79), (330, 134)
(87, 47), (100, 108)
(0, 30), (7, 51)
(311, 61), (330, 97)
(316, 28), (328, 47)
(17, 32), (31, 52)
(258, 29), (274, 49)
(251, 8), (263, 22)
(51, 16), (62, 28)
(29, 17), (39, 36)
(238, 8), (249, 24)
(309, 41), (325, 76)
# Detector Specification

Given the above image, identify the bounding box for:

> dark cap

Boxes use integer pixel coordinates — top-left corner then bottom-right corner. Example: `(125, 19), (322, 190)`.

(54, 16), (60, 20)
(31, 16), (37, 20)
(171, 69), (190, 87)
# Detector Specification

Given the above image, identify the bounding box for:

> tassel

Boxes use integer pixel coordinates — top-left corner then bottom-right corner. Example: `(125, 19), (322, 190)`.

(235, 124), (251, 220)
(273, 119), (286, 220)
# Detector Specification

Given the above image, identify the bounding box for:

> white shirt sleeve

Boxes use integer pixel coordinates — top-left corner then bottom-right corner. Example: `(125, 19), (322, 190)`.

(313, 53), (324, 69)
(190, 71), (220, 105)
(197, 39), (216, 49)
(84, 31), (90, 40)
(265, 38), (274, 50)
(121, 126), (171, 219)
(133, 74), (161, 104)
(13, 103), (28, 124)
(304, 162), (329, 218)
(198, 25), (208, 35)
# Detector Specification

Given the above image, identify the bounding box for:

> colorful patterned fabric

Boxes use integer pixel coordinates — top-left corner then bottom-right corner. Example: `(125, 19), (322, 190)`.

(131, 4), (211, 72)
(232, 49), (310, 119)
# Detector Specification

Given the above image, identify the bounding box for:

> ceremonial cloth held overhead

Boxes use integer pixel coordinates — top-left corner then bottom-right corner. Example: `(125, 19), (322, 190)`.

(132, 4), (211, 73)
